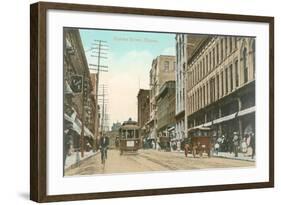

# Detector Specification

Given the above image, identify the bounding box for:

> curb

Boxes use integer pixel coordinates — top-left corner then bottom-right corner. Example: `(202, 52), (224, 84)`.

(213, 154), (255, 162)
(65, 151), (100, 171)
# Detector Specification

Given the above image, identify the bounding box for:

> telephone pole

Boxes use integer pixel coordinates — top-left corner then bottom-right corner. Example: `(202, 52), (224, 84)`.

(99, 84), (109, 136)
(88, 40), (109, 149)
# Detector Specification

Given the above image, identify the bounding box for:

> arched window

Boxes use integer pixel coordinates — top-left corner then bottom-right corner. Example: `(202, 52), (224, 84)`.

(243, 47), (248, 83)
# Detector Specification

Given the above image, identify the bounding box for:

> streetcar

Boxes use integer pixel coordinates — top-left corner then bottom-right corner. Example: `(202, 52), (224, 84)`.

(119, 118), (140, 155)
(186, 127), (212, 158)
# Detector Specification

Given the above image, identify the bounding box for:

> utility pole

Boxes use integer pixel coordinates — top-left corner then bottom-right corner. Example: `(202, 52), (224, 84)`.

(88, 40), (109, 149)
(99, 84), (109, 136)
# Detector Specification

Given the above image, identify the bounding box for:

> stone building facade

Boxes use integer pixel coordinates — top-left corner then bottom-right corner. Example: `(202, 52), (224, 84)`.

(147, 55), (176, 142)
(156, 81), (176, 149)
(185, 35), (256, 144)
(175, 34), (187, 143)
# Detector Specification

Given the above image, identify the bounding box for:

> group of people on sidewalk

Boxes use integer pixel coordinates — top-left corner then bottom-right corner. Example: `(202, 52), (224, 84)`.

(214, 132), (255, 159)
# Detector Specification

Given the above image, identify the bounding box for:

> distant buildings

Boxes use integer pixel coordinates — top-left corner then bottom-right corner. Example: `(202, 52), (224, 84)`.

(156, 81), (176, 149)
(137, 89), (150, 128)
(137, 89), (150, 144)
(111, 122), (122, 131)
(147, 55), (176, 143)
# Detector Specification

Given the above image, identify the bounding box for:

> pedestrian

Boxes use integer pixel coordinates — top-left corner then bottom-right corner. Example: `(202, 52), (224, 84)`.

(241, 134), (248, 153)
(214, 142), (220, 155)
(233, 132), (240, 157)
(249, 132), (255, 159)
(184, 139), (190, 157)
(99, 134), (109, 163)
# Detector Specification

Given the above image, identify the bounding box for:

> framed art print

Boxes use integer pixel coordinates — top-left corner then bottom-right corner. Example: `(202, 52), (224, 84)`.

(30, 2), (274, 202)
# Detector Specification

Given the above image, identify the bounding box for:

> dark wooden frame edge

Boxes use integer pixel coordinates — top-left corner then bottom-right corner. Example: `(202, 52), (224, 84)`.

(30, 1), (274, 203)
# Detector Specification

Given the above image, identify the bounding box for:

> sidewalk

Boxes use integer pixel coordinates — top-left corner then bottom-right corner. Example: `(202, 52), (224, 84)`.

(213, 152), (255, 162)
(65, 150), (99, 170)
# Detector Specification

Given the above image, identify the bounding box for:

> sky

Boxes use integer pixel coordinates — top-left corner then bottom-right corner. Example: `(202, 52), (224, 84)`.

(79, 28), (176, 127)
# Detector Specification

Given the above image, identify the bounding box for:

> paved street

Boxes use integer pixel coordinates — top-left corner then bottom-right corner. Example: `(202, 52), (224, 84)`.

(65, 149), (255, 176)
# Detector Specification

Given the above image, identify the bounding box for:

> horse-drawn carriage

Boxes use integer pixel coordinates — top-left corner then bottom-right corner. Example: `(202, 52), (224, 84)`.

(185, 127), (212, 158)
(119, 118), (140, 155)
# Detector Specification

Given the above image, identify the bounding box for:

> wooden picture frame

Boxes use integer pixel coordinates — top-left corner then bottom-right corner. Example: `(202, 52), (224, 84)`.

(30, 1), (274, 202)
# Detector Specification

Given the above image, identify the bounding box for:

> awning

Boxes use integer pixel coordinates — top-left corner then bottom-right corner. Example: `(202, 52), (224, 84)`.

(188, 106), (256, 131)
(213, 113), (237, 124)
(64, 111), (77, 122)
(237, 106), (255, 117)
(64, 109), (94, 138)
(167, 126), (175, 131)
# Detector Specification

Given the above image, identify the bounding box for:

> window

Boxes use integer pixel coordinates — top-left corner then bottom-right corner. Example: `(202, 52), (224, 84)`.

(206, 83), (209, 105)
(183, 88), (185, 104)
(225, 68), (228, 94)
(243, 48), (248, 83)
(225, 38), (228, 56)
(182, 39), (185, 58)
(230, 37), (232, 52)
(195, 65), (197, 82)
(199, 88), (202, 108)
(216, 74), (220, 99)
(206, 54), (209, 73)
(209, 51), (212, 70)
(220, 38), (224, 61)
(216, 44), (219, 64)
(164, 61), (169, 72)
(200, 61), (202, 80)
(210, 78), (215, 103)
(252, 41), (255, 79)
(176, 42), (179, 63)
(192, 70), (194, 86)
(221, 71), (224, 95)
(230, 64), (233, 91)
(197, 64), (199, 82)
(203, 58), (205, 77)
(235, 60), (239, 87)
(203, 85), (205, 106)
(212, 48), (215, 68)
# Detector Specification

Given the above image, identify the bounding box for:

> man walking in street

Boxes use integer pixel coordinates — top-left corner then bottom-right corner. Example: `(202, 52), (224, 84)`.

(99, 133), (109, 163)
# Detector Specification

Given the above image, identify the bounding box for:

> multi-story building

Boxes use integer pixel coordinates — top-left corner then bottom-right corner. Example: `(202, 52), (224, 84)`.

(185, 35), (256, 143)
(90, 73), (100, 145)
(63, 28), (97, 155)
(147, 55), (176, 144)
(137, 89), (150, 144)
(137, 89), (150, 128)
(156, 81), (176, 150)
(175, 34), (187, 144)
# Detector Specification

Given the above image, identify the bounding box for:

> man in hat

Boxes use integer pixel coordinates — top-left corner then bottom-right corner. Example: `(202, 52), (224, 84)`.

(233, 132), (240, 157)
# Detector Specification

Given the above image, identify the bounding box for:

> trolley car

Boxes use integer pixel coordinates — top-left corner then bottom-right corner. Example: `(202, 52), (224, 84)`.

(119, 118), (140, 155)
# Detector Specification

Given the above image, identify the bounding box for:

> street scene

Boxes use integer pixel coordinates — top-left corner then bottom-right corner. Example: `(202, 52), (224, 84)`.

(63, 28), (256, 176)
(65, 149), (254, 176)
